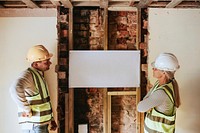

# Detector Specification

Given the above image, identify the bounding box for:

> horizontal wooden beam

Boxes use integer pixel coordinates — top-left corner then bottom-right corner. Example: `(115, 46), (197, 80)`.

(108, 6), (137, 11)
(108, 91), (137, 95)
(0, 8), (57, 17)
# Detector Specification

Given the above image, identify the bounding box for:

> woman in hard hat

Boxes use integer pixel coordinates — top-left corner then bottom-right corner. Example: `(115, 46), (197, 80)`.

(137, 53), (181, 133)
(10, 45), (57, 133)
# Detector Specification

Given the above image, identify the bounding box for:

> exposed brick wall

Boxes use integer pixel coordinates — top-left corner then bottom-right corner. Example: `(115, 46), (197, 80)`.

(57, 6), (69, 133)
(57, 7), (148, 133)
(111, 95), (137, 133)
(73, 7), (104, 50)
(86, 89), (104, 133)
(108, 11), (137, 50)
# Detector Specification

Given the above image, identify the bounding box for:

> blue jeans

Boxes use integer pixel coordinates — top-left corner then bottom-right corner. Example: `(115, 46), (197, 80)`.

(22, 124), (49, 133)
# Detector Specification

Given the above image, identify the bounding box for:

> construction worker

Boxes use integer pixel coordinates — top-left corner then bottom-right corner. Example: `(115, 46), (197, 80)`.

(10, 45), (57, 133)
(137, 53), (181, 133)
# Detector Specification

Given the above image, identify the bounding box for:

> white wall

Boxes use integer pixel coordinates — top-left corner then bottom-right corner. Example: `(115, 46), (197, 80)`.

(0, 11), (58, 133)
(148, 8), (200, 133)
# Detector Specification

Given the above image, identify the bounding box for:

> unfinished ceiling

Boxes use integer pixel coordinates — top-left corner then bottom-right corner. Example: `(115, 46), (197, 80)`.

(0, 0), (200, 9)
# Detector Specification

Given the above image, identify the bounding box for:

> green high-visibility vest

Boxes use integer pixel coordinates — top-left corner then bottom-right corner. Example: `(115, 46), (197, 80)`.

(18, 68), (53, 124)
(144, 81), (176, 133)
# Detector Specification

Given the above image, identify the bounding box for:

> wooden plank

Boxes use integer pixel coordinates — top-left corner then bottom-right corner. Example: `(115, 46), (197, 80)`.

(68, 8), (74, 133)
(103, 88), (108, 133)
(60, 0), (73, 8)
(137, 8), (141, 49)
(68, 88), (74, 133)
(136, 88), (141, 133)
(72, 1), (99, 6)
(100, 0), (108, 8)
(50, 0), (61, 7)
(0, 8), (57, 17)
(103, 8), (108, 133)
(108, 91), (137, 95)
(166, 0), (183, 8)
(108, 6), (137, 11)
(107, 93), (111, 133)
(68, 8), (73, 51)
(103, 8), (108, 50)
(65, 93), (69, 133)
(21, 0), (39, 8)
(137, 0), (153, 8)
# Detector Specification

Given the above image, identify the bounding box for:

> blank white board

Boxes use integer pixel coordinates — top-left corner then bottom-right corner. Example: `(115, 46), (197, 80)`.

(69, 50), (140, 88)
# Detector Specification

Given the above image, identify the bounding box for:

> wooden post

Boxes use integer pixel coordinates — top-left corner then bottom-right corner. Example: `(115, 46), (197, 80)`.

(103, 7), (108, 133)
(68, 7), (74, 133)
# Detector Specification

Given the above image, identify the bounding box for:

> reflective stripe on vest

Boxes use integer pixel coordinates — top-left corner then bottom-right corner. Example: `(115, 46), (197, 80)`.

(18, 68), (52, 124)
(144, 82), (176, 133)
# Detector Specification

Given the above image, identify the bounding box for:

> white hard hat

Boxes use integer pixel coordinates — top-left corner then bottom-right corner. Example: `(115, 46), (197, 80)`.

(26, 45), (53, 62)
(151, 53), (180, 71)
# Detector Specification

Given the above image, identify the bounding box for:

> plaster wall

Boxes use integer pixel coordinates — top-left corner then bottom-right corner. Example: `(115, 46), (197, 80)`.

(148, 8), (200, 133)
(0, 11), (57, 133)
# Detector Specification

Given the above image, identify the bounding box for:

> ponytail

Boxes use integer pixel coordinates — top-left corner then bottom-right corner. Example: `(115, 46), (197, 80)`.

(172, 79), (181, 108)
(164, 71), (181, 108)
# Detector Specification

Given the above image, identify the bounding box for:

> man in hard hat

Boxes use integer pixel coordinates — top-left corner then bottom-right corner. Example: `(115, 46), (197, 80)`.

(10, 45), (57, 133)
(137, 53), (181, 133)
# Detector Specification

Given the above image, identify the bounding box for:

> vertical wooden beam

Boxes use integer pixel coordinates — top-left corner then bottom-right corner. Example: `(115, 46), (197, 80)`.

(103, 8), (108, 50)
(68, 88), (74, 133)
(107, 93), (112, 133)
(68, 7), (74, 133)
(103, 7), (108, 133)
(136, 88), (142, 133)
(137, 8), (141, 49)
(65, 93), (69, 133)
(69, 8), (73, 50)
(103, 87), (108, 133)
(137, 8), (143, 133)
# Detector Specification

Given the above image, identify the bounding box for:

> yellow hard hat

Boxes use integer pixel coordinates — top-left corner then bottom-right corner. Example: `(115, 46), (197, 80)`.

(26, 45), (53, 62)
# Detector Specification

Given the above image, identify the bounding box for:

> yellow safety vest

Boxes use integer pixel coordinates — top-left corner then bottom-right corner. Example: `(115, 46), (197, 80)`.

(18, 68), (53, 124)
(144, 81), (176, 133)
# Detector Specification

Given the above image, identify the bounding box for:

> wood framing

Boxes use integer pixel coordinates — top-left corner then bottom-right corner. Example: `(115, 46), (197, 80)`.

(68, 7), (74, 133)
(0, 9), (57, 17)
(166, 0), (183, 8)
(60, 0), (73, 8)
(21, 0), (38, 8)
(107, 89), (141, 133)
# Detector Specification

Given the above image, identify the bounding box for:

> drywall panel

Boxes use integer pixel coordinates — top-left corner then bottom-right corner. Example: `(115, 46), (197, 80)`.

(148, 8), (200, 133)
(69, 50), (140, 88)
(0, 16), (57, 133)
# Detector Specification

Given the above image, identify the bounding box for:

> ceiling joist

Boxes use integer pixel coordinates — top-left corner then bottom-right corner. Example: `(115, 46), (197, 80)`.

(166, 0), (183, 8)
(60, 0), (73, 8)
(0, 0), (199, 9)
(137, 0), (153, 8)
(21, 0), (39, 8)
(100, 0), (108, 8)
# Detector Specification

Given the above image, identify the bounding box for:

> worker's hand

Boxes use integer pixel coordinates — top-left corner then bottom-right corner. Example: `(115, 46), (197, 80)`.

(21, 110), (32, 117)
(50, 120), (57, 131)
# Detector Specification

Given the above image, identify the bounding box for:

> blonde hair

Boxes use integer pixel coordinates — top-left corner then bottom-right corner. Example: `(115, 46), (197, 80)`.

(164, 71), (181, 108)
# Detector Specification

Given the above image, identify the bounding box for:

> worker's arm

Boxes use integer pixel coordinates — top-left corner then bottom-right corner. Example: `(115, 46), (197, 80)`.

(10, 70), (34, 115)
(137, 89), (168, 112)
